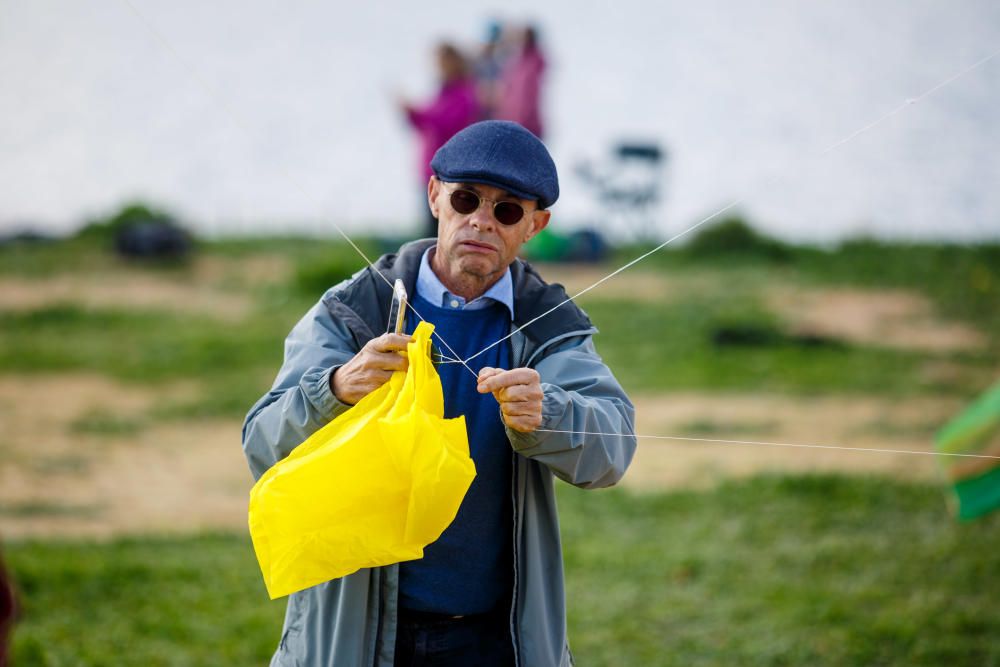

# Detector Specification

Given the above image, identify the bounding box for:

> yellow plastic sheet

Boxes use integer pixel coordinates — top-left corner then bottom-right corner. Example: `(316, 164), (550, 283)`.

(249, 321), (476, 599)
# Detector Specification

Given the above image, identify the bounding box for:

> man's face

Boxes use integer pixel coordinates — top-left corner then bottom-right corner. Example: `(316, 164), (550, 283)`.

(428, 177), (550, 293)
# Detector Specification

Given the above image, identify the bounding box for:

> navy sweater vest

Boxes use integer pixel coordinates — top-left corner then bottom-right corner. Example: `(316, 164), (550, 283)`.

(398, 293), (513, 615)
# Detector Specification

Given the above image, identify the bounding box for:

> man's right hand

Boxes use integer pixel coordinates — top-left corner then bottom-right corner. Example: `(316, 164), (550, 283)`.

(331, 333), (411, 405)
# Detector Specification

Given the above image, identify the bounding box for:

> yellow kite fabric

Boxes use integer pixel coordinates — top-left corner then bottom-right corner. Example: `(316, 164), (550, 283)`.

(249, 321), (476, 599)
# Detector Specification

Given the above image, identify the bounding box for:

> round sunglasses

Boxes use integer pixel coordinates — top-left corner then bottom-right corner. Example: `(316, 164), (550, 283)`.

(444, 185), (529, 226)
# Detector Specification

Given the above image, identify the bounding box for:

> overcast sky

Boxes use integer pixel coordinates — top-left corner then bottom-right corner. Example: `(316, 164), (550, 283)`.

(1, 0), (998, 241)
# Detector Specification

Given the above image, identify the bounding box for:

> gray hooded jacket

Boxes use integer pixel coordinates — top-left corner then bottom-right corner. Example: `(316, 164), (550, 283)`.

(242, 239), (636, 667)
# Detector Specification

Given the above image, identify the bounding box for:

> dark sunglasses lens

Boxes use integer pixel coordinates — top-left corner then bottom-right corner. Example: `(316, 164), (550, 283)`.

(450, 190), (479, 214)
(493, 202), (524, 225)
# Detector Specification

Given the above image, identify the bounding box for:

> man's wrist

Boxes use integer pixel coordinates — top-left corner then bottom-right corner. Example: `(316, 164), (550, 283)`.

(329, 366), (346, 405)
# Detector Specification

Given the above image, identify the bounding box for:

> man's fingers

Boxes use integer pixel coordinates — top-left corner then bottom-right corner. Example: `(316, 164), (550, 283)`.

(500, 400), (542, 417)
(477, 368), (540, 393)
(370, 333), (412, 353)
(496, 383), (543, 403)
(367, 350), (409, 372)
(477, 366), (504, 380)
(476, 367), (504, 393)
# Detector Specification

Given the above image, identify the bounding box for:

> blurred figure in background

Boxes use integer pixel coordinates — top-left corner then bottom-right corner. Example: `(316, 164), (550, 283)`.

(399, 43), (479, 238)
(472, 20), (507, 121)
(494, 25), (547, 138)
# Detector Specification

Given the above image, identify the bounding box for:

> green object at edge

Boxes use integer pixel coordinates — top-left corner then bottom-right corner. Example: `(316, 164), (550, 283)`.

(935, 379), (1000, 520)
(522, 228), (571, 262)
(954, 466), (1000, 520)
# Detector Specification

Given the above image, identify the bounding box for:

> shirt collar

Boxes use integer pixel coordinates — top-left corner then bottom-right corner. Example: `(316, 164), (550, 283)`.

(415, 246), (514, 319)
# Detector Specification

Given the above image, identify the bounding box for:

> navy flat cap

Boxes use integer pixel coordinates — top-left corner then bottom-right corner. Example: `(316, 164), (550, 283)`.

(431, 120), (559, 209)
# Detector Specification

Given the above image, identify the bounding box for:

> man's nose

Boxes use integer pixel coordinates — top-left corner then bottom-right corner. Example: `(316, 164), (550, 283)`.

(468, 201), (496, 230)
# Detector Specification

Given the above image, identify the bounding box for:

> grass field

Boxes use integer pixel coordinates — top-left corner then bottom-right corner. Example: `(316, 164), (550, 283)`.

(1, 224), (998, 664)
(2, 233), (997, 413)
(7, 476), (1000, 666)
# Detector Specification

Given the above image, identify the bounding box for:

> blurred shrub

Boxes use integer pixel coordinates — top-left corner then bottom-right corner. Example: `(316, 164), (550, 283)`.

(76, 202), (183, 241)
(76, 201), (193, 261)
(685, 216), (792, 262)
(710, 321), (845, 350)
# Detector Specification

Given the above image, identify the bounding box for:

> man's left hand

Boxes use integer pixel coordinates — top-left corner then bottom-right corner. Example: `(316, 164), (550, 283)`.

(477, 367), (544, 433)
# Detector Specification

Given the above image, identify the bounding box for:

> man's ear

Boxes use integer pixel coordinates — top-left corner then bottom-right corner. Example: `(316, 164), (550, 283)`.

(524, 209), (551, 243)
(427, 177), (440, 218)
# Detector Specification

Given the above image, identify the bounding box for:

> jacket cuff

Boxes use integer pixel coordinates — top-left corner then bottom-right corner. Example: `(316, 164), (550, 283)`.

(302, 365), (351, 420)
(506, 384), (563, 453)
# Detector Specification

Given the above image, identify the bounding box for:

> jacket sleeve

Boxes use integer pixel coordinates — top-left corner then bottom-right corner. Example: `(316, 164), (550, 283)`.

(241, 299), (360, 481)
(505, 335), (637, 489)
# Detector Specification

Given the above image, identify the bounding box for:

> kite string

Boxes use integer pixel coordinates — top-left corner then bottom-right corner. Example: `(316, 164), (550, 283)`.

(503, 48), (1000, 460)
(536, 428), (1000, 461)
(119, 0), (999, 461)
(118, 0), (480, 380)
(462, 44), (1000, 366)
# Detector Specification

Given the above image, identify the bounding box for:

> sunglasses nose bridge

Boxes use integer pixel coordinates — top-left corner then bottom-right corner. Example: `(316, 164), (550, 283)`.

(469, 198), (497, 228)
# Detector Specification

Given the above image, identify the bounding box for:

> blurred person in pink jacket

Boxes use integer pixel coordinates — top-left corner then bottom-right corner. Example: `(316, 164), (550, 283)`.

(495, 25), (547, 139)
(399, 43), (479, 237)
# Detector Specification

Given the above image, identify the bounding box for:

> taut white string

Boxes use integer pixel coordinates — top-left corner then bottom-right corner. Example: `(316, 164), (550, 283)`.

(118, 1), (1000, 463)
(463, 45), (1000, 365)
(118, 0), (480, 379)
(536, 429), (1000, 461)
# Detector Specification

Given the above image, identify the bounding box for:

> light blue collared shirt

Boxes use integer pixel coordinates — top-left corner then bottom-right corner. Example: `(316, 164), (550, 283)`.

(415, 246), (514, 319)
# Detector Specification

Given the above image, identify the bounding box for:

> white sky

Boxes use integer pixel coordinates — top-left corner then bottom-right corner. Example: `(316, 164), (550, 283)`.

(1, 0), (998, 241)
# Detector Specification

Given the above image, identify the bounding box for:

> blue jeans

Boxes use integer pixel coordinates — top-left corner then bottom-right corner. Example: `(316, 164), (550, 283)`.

(393, 608), (515, 667)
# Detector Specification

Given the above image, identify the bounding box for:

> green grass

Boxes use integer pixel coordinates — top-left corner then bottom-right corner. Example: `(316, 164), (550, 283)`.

(678, 418), (779, 436)
(0, 236), (193, 277)
(0, 304), (291, 380)
(4, 226), (997, 664)
(799, 240), (1000, 331)
(615, 238), (1000, 335)
(584, 297), (963, 395)
(4, 292), (965, 417)
(0, 236), (380, 422)
(1, 235), (996, 421)
(562, 474), (1000, 666)
(7, 533), (286, 666)
(69, 409), (145, 437)
(0, 502), (102, 519)
(6, 475), (999, 666)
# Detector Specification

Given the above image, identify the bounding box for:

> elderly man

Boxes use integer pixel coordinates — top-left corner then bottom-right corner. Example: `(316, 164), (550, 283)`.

(243, 120), (636, 667)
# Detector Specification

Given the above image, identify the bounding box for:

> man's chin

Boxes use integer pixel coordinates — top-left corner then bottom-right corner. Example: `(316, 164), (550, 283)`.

(456, 254), (497, 273)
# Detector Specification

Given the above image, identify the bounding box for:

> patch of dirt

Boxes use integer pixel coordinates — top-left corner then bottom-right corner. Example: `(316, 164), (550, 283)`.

(0, 274), (249, 321)
(769, 287), (985, 352)
(0, 374), (973, 537)
(0, 254), (291, 321)
(526, 268), (986, 355)
(190, 253), (292, 289)
(0, 375), (249, 539)
(0, 420), (249, 539)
